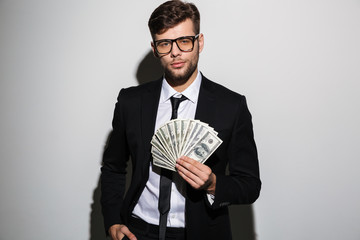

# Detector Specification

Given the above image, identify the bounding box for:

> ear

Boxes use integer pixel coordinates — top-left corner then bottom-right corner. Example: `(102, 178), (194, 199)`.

(151, 42), (159, 57)
(198, 33), (204, 53)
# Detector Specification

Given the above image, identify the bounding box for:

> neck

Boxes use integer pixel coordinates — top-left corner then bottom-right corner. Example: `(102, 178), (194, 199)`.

(166, 68), (198, 92)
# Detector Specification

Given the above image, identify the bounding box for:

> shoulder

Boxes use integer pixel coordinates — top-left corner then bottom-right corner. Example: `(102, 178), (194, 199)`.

(201, 75), (246, 102)
(117, 78), (162, 100)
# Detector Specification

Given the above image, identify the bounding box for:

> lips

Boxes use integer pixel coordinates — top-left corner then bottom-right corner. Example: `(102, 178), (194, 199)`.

(171, 61), (185, 68)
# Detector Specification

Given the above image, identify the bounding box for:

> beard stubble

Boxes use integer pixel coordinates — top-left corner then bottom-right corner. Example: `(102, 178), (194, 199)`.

(163, 49), (199, 87)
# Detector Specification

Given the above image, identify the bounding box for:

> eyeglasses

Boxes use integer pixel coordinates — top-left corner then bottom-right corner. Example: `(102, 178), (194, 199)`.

(153, 34), (200, 55)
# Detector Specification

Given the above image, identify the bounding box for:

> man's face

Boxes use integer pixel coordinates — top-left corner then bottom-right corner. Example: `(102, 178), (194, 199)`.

(152, 18), (204, 85)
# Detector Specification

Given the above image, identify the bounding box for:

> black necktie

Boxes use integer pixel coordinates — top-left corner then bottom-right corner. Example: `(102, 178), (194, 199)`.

(158, 95), (187, 240)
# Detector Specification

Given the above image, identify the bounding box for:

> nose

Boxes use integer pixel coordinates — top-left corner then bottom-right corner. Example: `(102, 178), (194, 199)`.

(170, 41), (182, 57)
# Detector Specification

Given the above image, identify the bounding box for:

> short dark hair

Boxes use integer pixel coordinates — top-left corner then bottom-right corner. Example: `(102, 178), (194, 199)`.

(148, 0), (200, 39)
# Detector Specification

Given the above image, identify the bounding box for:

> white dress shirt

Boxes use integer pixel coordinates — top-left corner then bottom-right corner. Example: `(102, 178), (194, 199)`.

(132, 71), (202, 227)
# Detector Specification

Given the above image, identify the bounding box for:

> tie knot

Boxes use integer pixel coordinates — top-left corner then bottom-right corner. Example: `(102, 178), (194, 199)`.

(170, 95), (187, 119)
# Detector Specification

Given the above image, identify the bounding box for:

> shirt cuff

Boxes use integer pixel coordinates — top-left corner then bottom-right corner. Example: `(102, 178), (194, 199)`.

(206, 193), (215, 205)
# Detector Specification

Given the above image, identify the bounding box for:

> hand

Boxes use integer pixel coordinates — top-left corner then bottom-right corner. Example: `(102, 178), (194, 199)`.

(109, 224), (137, 240)
(176, 156), (216, 195)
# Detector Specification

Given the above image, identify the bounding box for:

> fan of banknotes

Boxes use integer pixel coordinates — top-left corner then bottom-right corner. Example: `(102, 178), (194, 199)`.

(151, 119), (222, 171)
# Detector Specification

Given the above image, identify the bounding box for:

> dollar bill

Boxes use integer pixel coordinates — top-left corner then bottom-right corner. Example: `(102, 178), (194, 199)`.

(151, 136), (174, 165)
(185, 130), (222, 163)
(158, 124), (177, 160)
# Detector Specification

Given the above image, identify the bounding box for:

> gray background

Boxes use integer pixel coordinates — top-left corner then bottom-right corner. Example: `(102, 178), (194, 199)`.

(1, 0), (359, 239)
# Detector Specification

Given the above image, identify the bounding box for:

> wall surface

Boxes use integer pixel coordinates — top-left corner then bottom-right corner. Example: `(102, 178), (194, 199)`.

(1, 0), (359, 239)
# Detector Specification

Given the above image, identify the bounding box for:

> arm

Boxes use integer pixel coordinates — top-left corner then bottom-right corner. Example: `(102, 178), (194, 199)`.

(213, 96), (261, 207)
(100, 90), (135, 237)
(176, 96), (261, 208)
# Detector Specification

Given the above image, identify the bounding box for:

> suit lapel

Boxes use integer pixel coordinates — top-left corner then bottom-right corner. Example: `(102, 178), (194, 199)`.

(195, 76), (216, 125)
(141, 80), (162, 165)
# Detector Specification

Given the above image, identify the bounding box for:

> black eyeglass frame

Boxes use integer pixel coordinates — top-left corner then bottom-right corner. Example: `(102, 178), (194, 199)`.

(153, 34), (200, 55)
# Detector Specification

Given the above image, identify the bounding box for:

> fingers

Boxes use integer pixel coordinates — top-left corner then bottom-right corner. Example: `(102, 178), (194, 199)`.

(120, 225), (137, 240)
(176, 156), (213, 190)
(109, 224), (137, 240)
(109, 224), (121, 240)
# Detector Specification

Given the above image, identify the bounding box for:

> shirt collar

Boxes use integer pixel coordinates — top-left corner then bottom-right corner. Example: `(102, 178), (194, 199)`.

(160, 70), (202, 103)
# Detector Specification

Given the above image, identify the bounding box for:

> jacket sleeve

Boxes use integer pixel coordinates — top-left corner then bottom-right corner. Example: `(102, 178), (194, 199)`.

(100, 90), (130, 232)
(210, 96), (261, 209)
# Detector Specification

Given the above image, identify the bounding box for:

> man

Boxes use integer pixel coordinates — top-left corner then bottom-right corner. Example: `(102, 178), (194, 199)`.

(101, 1), (261, 240)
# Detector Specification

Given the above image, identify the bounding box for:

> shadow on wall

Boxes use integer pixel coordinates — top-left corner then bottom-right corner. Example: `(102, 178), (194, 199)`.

(89, 131), (111, 240)
(90, 178), (106, 240)
(136, 50), (164, 85)
(229, 204), (257, 240)
(89, 51), (257, 240)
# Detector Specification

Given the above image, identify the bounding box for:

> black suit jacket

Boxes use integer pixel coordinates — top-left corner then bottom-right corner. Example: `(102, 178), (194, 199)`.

(101, 75), (261, 240)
